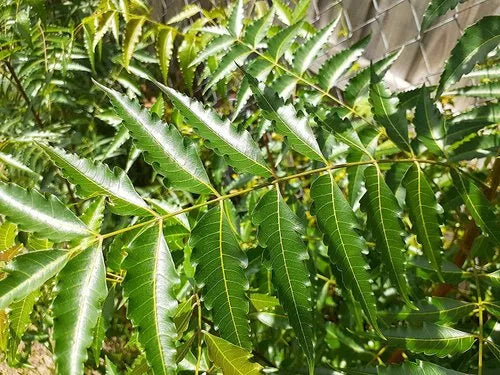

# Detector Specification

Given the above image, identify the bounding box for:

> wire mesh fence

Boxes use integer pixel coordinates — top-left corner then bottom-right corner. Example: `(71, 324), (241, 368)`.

(153, 0), (499, 92)
(310, 0), (499, 91)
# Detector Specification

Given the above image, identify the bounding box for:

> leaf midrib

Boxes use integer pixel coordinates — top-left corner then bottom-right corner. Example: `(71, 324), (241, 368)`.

(207, 335), (247, 375)
(442, 29), (499, 90)
(0, 188), (89, 237)
(414, 166), (440, 269)
(69, 246), (103, 372)
(373, 84), (411, 152)
(421, 95), (444, 153)
(275, 190), (309, 354)
(326, 172), (371, 319)
(265, 97), (323, 161)
(380, 302), (474, 320)
(218, 205), (243, 347)
(152, 227), (168, 375)
(373, 166), (406, 295)
(48, 147), (149, 212)
(117, 96), (216, 195)
(455, 171), (499, 243)
(170, 90), (272, 176)
(0, 252), (68, 308)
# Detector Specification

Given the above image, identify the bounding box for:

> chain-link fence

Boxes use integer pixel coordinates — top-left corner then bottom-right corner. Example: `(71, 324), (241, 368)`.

(311, 0), (499, 91)
(153, 0), (499, 92)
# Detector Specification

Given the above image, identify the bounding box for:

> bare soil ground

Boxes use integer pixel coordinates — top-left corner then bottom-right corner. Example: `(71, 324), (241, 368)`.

(0, 342), (54, 375)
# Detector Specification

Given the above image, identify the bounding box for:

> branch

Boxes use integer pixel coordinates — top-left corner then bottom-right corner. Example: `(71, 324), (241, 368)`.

(97, 158), (444, 243)
(4, 61), (44, 129)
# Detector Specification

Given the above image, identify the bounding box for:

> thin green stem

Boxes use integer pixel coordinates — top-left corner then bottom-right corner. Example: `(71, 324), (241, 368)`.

(234, 37), (374, 127)
(93, 158), (442, 243)
(85, 7), (372, 126)
(316, 273), (335, 285)
(195, 293), (203, 375)
(472, 263), (484, 375)
(478, 299), (483, 375)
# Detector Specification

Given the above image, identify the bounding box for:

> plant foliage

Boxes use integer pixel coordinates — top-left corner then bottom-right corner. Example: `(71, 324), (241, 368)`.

(0, 0), (498, 373)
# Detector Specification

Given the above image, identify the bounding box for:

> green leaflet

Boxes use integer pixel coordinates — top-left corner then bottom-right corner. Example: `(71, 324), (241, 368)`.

(178, 34), (198, 93)
(91, 287), (114, 365)
(203, 44), (252, 92)
(94, 81), (216, 195)
(326, 323), (367, 354)
(465, 65), (500, 80)
(158, 84), (272, 177)
(106, 226), (144, 273)
(157, 28), (175, 84)
(123, 224), (179, 375)
(165, 4), (201, 24)
(189, 35), (235, 67)
(248, 79), (325, 161)
(83, 21), (95, 72)
(99, 125), (130, 161)
(450, 169), (500, 244)
(106, 357), (120, 375)
(147, 199), (190, 231)
(317, 35), (370, 91)
(449, 134), (498, 162)
(0, 250), (69, 309)
(369, 75), (412, 153)
(267, 21), (303, 60)
(403, 164), (443, 280)
(273, 0), (293, 25)
(76, 195), (106, 248)
(271, 73), (297, 99)
(9, 289), (39, 338)
(252, 189), (315, 362)
(379, 297), (475, 325)
(436, 16), (500, 98)
(0, 222), (17, 251)
(174, 298), (194, 336)
(446, 81), (500, 98)
(250, 293), (281, 312)
(0, 181), (89, 242)
(41, 145), (153, 216)
(27, 236), (52, 251)
(318, 111), (371, 156)
(410, 256), (471, 284)
(204, 332), (262, 375)
(311, 172), (381, 336)
(92, 10), (115, 50)
(227, 0), (244, 37)
(292, 0), (310, 23)
(0, 151), (39, 177)
(380, 360), (469, 374)
(233, 58), (274, 118)
(190, 205), (251, 349)
(421, 0), (464, 30)
(414, 86), (445, 156)
(53, 196), (107, 374)
(53, 244), (107, 375)
(382, 323), (475, 357)
(128, 354), (151, 374)
(244, 9), (275, 46)
(397, 87), (426, 110)
(344, 50), (401, 105)
(293, 16), (339, 74)
(345, 130), (379, 208)
(123, 17), (145, 70)
(446, 102), (499, 145)
(362, 166), (414, 308)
